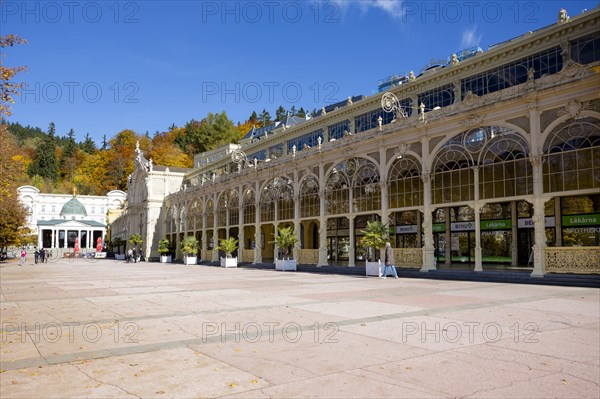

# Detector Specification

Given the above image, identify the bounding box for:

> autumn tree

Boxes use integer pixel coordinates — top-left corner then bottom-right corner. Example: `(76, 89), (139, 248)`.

(105, 129), (146, 190)
(236, 119), (255, 139)
(179, 112), (239, 157)
(0, 34), (28, 117)
(75, 150), (110, 195)
(147, 128), (192, 168)
(0, 125), (28, 248)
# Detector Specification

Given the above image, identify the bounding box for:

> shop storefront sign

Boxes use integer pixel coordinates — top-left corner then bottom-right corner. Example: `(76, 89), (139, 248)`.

(562, 214), (600, 227)
(396, 225), (418, 234)
(517, 217), (556, 228)
(432, 223), (445, 233)
(481, 219), (512, 230)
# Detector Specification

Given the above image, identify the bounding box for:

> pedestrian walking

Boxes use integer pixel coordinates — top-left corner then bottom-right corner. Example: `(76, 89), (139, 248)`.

(34, 248), (39, 264)
(19, 248), (26, 266)
(40, 248), (45, 263)
(382, 242), (398, 279)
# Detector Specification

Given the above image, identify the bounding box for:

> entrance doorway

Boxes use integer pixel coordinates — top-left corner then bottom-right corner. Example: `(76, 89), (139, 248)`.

(517, 229), (534, 265)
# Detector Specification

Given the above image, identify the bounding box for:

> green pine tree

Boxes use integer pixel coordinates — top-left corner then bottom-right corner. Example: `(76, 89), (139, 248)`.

(27, 122), (58, 181)
(81, 133), (97, 154)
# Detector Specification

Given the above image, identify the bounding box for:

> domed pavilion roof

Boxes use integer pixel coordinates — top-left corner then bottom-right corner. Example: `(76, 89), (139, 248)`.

(60, 196), (88, 218)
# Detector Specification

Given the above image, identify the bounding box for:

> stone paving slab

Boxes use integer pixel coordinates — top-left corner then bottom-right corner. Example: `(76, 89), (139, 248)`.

(1, 259), (599, 398)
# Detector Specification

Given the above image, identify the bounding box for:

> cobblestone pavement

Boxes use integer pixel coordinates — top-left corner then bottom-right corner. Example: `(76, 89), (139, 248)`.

(1, 258), (598, 398)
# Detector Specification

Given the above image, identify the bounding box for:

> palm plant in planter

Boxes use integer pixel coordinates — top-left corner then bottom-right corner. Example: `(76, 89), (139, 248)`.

(360, 220), (389, 276)
(217, 236), (239, 267)
(158, 239), (172, 263)
(273, 226), (299, 271)
(180, 236), (198, 265)
(128, 234), (143, 262)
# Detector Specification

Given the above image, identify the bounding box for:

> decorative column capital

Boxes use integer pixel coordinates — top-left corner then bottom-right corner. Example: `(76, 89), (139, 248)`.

(529, 155), (543, 167)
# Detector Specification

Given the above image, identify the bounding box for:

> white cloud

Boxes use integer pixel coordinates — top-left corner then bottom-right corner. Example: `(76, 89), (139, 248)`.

(461, 26), (482, 48)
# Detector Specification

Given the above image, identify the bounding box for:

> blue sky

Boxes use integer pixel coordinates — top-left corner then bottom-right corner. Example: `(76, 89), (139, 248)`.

(2, 0), (597, 145)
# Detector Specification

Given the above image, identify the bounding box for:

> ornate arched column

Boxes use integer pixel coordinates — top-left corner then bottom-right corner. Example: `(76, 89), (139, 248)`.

(529, 106), (546, 277)
(348, 216), (355, 267)
(317, 163), (327, 266)
(474, 167), (483, 272)
(238, 187), (244, 260)
(254, 186), (262, 264)
(420, 136), (435, 271)
(293, 193), (300, 261)
(201, 205), (207, 261)
(212, 195), (219, 262)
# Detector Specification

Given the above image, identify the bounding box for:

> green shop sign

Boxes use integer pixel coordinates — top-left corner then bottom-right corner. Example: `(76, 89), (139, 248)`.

(432, 223), (445, 233)
(562, 214), (600, 227)
(431, 220), (512, 232)
(481, 219), (512, 230)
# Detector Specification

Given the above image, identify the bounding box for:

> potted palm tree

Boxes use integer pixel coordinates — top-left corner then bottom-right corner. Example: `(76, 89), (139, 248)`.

(180, 236), (198, 265)
(128, 233), (143, 263)
(158, 238), (172, 263)
(217, 236), (239, 267)
(273, 226), (299, 271)
(360, 220), (389, 276)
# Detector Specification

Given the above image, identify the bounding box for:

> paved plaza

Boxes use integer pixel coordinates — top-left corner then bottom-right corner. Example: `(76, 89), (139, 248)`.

(0, 258), (598, 398)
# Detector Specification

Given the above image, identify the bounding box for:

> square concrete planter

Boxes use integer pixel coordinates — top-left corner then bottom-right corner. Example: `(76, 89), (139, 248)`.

(183, 255), (197, 265)
(365, 260), (382, 277)
(275, 259), (297, 271)
(220, 257), (238, 268)
(160, 255), (172, 263)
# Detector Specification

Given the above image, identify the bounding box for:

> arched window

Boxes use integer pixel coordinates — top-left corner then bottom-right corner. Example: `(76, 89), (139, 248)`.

(300, 177), (320, 218)
(352, 161), (381, 212)
(432, 143), (474, 204)
(388, 156), (422, 208)
(260, 177), (293, 222)
(543, 117), (600, 192)
(217, 195), (227, 226)
(243, 189), (256, 225)
(325, 166), (350, 215)
(167, 205), (177, 234)
(188, 201), (199, 231)
(194, 201), (203, 228)
(228, 190), (240, 226)
(206, 199), (214, 228)
(260, 182), (276, 222)
(479, 132), (531, 198)
(277, 182), (294, 221)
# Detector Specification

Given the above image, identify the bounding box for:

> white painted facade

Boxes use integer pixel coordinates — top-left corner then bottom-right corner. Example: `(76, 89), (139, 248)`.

(17, 185), (126, 250)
